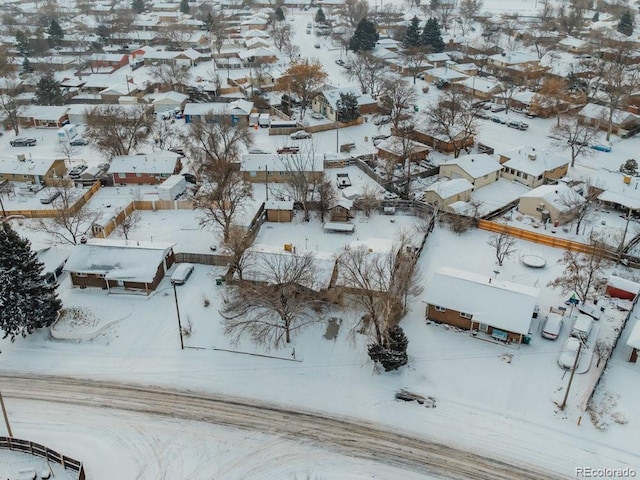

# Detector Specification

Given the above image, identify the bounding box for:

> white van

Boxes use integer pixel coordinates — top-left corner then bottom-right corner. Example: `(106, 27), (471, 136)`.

(542, 312), (563, 340)
(171, 263), (194, 285)
(571, 314), (593, 341)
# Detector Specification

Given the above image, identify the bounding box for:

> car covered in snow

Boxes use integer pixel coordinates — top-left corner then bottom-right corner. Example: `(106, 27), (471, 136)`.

(290, 130), (312, 140)
(558, 337), (582, 370)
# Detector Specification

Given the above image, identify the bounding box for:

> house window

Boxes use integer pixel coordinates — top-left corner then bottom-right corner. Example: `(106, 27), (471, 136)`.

(479, 323), (489, 332)
(76, 272), (87, 277)
(537, 174), (543, 180)
(95, 273), (105, 278)
(250, 171), (257, 177)
(118, 173), (126, 179)
(434, 305), (446, 312)
(460, 312), (473, 319)
(136, 172), (142, 177)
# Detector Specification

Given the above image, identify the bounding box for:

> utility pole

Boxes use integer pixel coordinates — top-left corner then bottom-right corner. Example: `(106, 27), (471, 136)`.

(559, 340), (583, 410)
(265, 165), (269, 201)
(0, 391), (13, 437)
(172, 283), (184, 350)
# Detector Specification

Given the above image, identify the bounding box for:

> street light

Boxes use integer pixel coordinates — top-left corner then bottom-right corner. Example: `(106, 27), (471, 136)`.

(264, 164), (269, 201)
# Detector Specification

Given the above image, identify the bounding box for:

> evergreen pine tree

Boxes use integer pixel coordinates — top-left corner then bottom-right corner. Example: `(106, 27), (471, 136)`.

(348, 18), (379, 52)
(336, 92), (360, 123)
(421, 17), (445, 52)
(617, 11), (634, 36)
(15, 31), (31, 57)
(403, 16), (422, 48)
(47, 19), (64, 47)
(274, 6), (285, 21)
(179, 0), (189, 14)
(0, 223), (62, 342)
(315, 7), (326, 24)
(592, 11), (599, 22)
(35, 74), (65, 105)
(22, 57), (32, 73)
(367, 326), (409, 371)
(132, 0), (145, 14)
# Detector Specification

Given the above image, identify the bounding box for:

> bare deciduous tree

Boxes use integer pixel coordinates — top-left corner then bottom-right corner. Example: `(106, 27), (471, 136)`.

(32, 188), (96, 245)
(149, 62), (191, 93)
(116, 208), (141, 240)
(317, 174), (336, 223)
(379, 78), (416, 134)
(557, 179), (602, 235)
(458, 0), (483, 36)
(220, 252), (322, 347)
(281, 146), (322, 221)
(354, 184), (382, 216)
(187, 115), (253, 165)
(594, 338), (612, 367)
(487, 230), (517, 266)
(547, 234), (611, 303)
(347, 53), (387, 97)
(551, 116), (598, 167)
(335, 231), (422, 346)
(220, 224), (254, 281)
(337, 0), (369, 31)
(55, 141), (79, 168)
(0, 83), (23, 136)
(271, 21), (292, 52)
(84, 104), (154, 159)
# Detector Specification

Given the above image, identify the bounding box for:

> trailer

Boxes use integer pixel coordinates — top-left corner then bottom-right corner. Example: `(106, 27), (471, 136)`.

(57, 124), (78, 143)
(157, 175), (187, 200)
(258, 113), (270, 128)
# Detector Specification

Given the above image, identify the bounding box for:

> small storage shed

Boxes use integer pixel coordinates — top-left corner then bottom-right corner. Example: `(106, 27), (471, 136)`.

(606, 275), (640, 301)
(265, 200), (294, 222)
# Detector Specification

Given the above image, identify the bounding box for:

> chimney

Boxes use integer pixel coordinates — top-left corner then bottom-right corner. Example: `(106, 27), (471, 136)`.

(80, 236), (87, 244)
(17, 154), (25, 162)
(528, 153), (537, 161)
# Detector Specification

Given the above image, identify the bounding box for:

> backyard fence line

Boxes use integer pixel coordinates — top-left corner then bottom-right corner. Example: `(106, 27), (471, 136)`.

(0, 437), (85, 480)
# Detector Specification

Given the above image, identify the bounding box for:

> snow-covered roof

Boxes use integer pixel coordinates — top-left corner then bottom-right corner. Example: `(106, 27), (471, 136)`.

(558, 36), (588, 48)
(425, 67), (468, 81)
(489, 51), (538, 65)
(578, 103), (637, 125)
(441, 154), (502, 179)
(0, 157), (59, 176)
(110, 152), (180, 174)
(20, 105), (69, 120)
(458, 76), (502, 93)
(265, 200), (294, 210)
(520, 184), (584, 212)
(426, 53), (450, 63)
(36, 245), (71, 274)
(184, 100), (254, 116)
(501, 147), (569, 177)
(238, 47), (278, 59)
(425, 266), (540, 335)
(319, 87), (375, 109)
(153, 91), (188, 104)
(424, 178), (474, 199)
(608, 275), (640, 295)
(377, 136), (429, 156)
(63, 239), (175, 283)
(597, 190), (640, 210)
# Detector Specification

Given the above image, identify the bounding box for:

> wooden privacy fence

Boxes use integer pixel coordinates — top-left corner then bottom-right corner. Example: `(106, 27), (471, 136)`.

(0, 437), (85, 479)
(477, 219), (599, 255)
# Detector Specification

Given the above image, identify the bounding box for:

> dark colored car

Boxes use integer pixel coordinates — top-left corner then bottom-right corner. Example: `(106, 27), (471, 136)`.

(70, 138), (88, 146)
(277, 146), (300, 154)
(182, 173), (197, 184)
(10, 137), (37, 147)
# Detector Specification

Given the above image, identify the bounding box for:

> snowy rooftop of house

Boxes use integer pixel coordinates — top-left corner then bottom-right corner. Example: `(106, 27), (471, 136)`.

(63, 238), (175, 283)
(426, 52), (450, 62)
(458, 76), (501, 93)
(578, 103), (637, 124)
(91, 53), (127, 62)
(110, 152), (180, 174)
(426, 67), (468, 81)
(184, 100), (254, 116)
(425, 266), (540, 335)
(265, 200), (294, 210)
(241, 154), (323, 173)
(243, 29), (270, 38)
(238, 47), (277, 59)
(424, 178), (474, 199)
(597, 190), (640, 210)
(501, 147), (569, 176)
(0, 157), (59, 175)
(558, 36), (588, 48)
(20, 105), (69, 120)
(377, 136), (429, 156)
(153, 91), (188, 104)
(520, 184), (584, 212)
(81, 74), (129, 89)
(608, 275), (640, 295)
(511, 90), (537, 104)
(320, 87), (375, 109)
(489, 51), (538, 65)
(36, 245), (72, 274)
(441, 154), (502, 179)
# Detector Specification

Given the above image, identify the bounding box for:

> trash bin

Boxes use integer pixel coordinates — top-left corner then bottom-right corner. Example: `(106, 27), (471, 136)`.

(215, 277), (223, 286)
(523, 335), (531, 345)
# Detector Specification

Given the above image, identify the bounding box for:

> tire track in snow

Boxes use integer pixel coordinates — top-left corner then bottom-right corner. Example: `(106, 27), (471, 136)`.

(0, 373), (563, 480)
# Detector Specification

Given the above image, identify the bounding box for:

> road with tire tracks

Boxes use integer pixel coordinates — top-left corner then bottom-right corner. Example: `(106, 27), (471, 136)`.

(0, 373), (563, 480)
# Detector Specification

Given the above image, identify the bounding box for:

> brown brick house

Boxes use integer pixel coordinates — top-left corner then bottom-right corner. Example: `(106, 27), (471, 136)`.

(63, 239), (175, 294)
(110, 152), (182, 186)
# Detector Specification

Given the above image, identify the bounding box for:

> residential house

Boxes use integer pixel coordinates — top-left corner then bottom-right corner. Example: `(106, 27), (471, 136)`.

(578, 103), (638, 136)
(376, 136), (429, 164)
(454, 76), (502, 100)
(152, 91), (188, 113)
(238, 47), (279, 66)
(63, 238), (175, 294)
(439, 154), (502, 188)
(110, 152), (182, 185)
(486, 51), (546, 82)
(18, 105), (69, 128)
(265, 200), (294, 222)
(410, 126), (474, 154)
(0, 157), (66, 186)
(517, 184), (585, 225)
(449, 62), (478, 76)
(426, 52), (451, 67)
(425, 267), (540, 343)
(240, 154), (323, 184)
(558, 36), (590, 54)
(90, 53), (129, 72)
(183, 100), (254, 124)
(312, 87), (377, 121)
(499, 147), (570, 188)
(421, 178), (474, 210)
(423, 67), (468, 84)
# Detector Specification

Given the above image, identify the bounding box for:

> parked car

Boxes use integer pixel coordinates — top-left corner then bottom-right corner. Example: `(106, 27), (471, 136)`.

(310, 112), (324, 120)
(69, 165), (88, 178)
(373, 115), (391, 126)
(335, 59), (345, 66)
(10, 137), (37, 147)
(571, 314), (594, 341)
(277, 146), (300, 154)
(558, 337), (582, 370)
(171, 263), (194, 285)
(169, 147), (186, 157)
(70, 138), (88, 146)
(372, 134), (390, 141)
(314, 42), (321, 48)
(290, 130), (312, 140)
(490, 115), (505, 124)
(506, 120), (528, 130)
(248, 148), (269, 154)
(490, 104), (506, 112)
(541, 313), (563, 340)
(591, 144), (612, 152)
(40, 190), (61, 205)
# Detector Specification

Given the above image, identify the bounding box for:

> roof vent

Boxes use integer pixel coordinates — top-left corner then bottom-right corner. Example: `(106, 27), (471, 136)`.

(528, 153), (537, 161)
